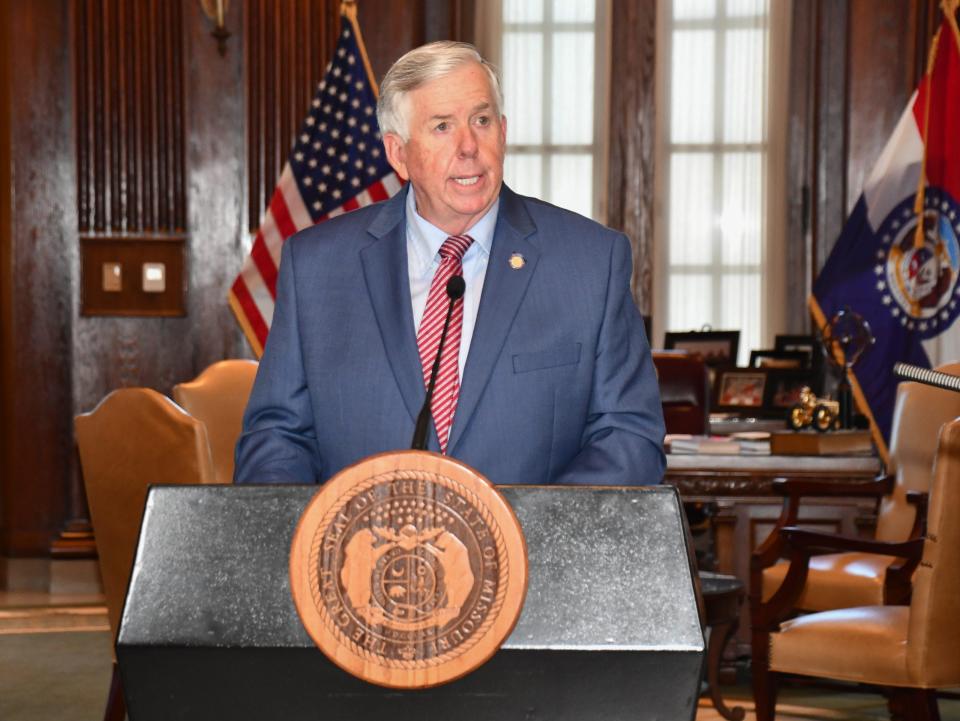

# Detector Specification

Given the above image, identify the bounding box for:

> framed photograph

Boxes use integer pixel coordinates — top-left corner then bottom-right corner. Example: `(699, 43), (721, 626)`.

(764, 370), (816, 411)
(664, 330), (740, 367)
(774, 334), (818, 366)
(712, 368), (767, 412)
(749, 349), (809, 370)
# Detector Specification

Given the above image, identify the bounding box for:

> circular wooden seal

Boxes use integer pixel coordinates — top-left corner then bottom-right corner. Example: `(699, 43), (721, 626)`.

(289, 450), (528, 689)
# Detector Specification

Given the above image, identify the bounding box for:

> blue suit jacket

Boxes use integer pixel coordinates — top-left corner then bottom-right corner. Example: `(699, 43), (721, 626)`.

(235, 185), (665, 485)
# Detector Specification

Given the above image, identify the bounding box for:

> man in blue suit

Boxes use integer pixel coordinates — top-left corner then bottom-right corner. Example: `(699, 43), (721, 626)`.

(235, 41), (665, 486)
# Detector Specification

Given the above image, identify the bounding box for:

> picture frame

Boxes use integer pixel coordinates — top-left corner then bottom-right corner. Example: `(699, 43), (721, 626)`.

(748, 349), (810, 370)
(711, 368), (767, 412)
(764, 369), (816, 412)
(774, 334), (818, 366)
(664, 330), (740, 367)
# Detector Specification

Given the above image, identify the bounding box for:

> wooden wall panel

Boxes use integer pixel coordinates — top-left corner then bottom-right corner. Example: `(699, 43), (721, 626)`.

(846, 1), (926, 217)
(0, 0), (76, 558)
(71, 0), (251, 422)
(3, 0), (447, 568)
(356, 0), (425, 81)
(783, 0), (938, 333)
(0, 0), (10, 555)
(783, 0), (817, 332)
(76, 0), (187, 235)
(245, 0), (340, 232)
(607, 0), (657, 316)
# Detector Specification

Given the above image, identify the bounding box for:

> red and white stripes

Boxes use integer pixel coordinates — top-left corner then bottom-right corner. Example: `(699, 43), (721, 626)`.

(228, 167), (402, 355)
(416, 234), (473, 453)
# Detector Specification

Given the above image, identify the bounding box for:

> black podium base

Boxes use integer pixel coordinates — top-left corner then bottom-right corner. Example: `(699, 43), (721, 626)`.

(121, 647), (697, 720)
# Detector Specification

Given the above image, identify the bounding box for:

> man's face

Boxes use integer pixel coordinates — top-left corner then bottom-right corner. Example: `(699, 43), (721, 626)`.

(383, 62), (507, 236)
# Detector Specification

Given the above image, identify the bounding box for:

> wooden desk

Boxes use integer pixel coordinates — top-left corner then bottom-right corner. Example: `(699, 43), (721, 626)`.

(665, 453), (882, 656)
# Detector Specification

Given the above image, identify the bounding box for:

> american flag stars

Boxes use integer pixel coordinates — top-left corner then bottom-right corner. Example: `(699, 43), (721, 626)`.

(229, 19), (401, 353)
(286, 27), (392, 224)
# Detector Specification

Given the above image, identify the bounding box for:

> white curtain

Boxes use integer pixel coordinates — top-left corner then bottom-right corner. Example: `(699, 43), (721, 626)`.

(476, 0), (608, 221)
(654, 0), (791, 364)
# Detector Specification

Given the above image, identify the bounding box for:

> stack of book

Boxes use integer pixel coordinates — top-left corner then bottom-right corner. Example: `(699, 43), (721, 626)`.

(666, 433), (771, 455)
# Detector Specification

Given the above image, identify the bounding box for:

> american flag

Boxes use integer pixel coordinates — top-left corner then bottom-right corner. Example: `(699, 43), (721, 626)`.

(229, 11), (402, 355)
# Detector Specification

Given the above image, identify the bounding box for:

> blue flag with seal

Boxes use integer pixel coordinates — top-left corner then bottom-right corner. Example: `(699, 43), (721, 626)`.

(811, 5), (960, 461)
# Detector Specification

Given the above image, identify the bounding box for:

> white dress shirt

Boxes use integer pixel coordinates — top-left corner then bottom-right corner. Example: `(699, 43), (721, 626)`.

(406, 185), (498, 379)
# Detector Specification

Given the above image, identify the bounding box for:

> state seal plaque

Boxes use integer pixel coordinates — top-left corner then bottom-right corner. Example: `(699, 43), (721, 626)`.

(289, 451), (528, 689)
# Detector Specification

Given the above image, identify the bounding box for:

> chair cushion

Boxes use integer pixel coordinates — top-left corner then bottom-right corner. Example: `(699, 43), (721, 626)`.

(761, 553), (894, 610)
(770, 606), (911, 687)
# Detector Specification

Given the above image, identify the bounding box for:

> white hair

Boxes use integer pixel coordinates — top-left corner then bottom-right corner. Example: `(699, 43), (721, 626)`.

(377, 41), (503, 141)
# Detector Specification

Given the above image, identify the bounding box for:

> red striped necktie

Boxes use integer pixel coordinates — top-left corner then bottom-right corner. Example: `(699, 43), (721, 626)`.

(416, 234), (474, 453)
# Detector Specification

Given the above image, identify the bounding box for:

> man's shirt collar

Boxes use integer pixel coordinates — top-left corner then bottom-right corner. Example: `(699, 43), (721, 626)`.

(406, 185), (498, 279)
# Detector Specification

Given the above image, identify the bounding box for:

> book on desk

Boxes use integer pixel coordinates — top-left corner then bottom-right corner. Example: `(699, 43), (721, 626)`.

(666, 433), (771, 456)
(667, 430), (874, 457)
(769, 430), (873, 456)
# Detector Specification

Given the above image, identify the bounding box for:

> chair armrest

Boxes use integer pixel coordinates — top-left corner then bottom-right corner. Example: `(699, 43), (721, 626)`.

(883, 491), (930, 605)
(752, 528), (924, 628)
(905, 491), (929, 538)
(750, 474), (892, 574)
(780, 527), (924, 560)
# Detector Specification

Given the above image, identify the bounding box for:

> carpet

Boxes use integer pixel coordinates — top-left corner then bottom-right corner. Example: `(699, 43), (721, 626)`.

(0, 629), (113, 721)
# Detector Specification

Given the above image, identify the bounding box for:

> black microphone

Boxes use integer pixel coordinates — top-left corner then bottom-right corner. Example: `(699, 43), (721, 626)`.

(411, 275), (467, 450)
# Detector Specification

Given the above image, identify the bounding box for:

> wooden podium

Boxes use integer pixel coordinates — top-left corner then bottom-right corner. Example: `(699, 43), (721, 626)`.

(116, 484), (705, 721)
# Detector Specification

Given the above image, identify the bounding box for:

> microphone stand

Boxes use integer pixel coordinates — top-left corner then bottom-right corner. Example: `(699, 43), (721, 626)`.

(411, 276), (466, 450)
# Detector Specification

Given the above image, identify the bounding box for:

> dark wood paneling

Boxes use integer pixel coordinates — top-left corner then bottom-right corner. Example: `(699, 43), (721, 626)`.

(0, 0), (10, 561)
(846, 0), (925, 215)
(245, 0), (340, 232)
(0, 0), (75, 557)
(785, 0), (936, 332)
(784, 0), (817, 332)
(76, 0), (187, 234)
(606, 0), (656, 316)
(356, 0), (425, 83)
(71, 0), (251, 421)
(422, 0), (475, 44)
(75, 0), (189, 316)
(813, 0), (849, 275)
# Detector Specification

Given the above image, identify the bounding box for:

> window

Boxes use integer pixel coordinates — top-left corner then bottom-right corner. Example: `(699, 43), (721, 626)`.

(655, 0), (785, 363)
(494, 0), (608, 220)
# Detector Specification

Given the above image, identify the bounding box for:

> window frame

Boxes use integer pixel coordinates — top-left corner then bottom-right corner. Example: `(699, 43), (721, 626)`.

(493, 0), (611, 221)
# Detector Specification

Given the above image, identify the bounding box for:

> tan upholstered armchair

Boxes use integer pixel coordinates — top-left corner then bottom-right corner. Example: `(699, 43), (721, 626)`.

(75, 388), (217, 721)
(751, 362), (960, 611)
(173, 359), (258, 484)
(751, 415), (960, 721)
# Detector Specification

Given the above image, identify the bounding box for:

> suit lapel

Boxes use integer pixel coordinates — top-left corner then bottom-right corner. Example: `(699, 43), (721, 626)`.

(360, 188), (424, 424)
(448, 187), (538, 454)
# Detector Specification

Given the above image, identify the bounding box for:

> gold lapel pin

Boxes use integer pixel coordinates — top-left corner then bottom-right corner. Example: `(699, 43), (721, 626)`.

(508, 253), (526, 270)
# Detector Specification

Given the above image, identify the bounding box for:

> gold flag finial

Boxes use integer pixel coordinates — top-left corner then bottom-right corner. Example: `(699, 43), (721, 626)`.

(340, 0), (358, 22)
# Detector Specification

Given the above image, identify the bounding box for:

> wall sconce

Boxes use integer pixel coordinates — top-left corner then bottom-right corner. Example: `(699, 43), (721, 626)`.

(200, 0), (231, 57)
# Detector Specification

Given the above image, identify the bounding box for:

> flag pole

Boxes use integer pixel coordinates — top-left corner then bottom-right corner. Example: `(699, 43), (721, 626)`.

(808, 298), (890, 466)
(340, 1), (379, 99)
(911, 21), (942, 250)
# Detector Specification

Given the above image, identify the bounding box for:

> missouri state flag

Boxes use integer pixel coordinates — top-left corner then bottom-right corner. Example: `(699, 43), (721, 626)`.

(810, 8), (960, 460)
